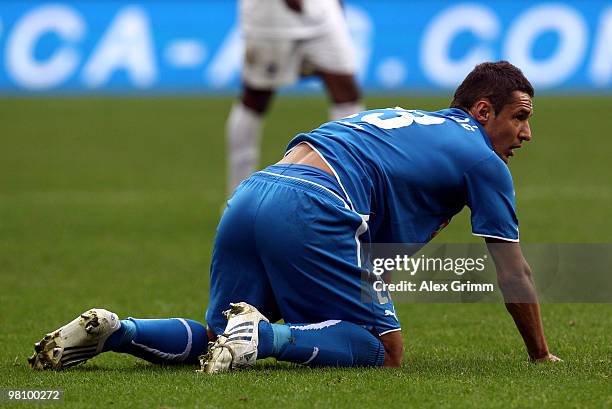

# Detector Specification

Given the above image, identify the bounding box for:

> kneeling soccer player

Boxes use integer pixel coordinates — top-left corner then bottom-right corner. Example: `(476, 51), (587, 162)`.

(29, 61), (561, 372)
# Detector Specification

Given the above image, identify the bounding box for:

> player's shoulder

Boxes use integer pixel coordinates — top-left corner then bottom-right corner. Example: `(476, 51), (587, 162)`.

(428, 110), (515, 189)
(431, 107), (483, 134)
(465, 151), (514, 190)
(436, 108), (501, 151)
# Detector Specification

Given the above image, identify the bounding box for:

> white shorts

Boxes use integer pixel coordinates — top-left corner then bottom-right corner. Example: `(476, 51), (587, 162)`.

(242, 26), (357, 89)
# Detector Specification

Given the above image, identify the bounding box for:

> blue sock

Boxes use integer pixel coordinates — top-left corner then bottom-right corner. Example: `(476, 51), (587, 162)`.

(103, 318), (208, 365)
(103, 319), (137, 351)
(257, 321), (291, 358)
(257, 320), (384, 367)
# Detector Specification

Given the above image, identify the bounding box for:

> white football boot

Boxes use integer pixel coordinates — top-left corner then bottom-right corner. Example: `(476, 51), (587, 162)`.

(28, 308), (120, 370)
(200, 302), (269, 373)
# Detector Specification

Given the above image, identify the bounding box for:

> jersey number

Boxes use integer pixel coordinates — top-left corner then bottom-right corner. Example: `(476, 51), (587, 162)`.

(342, 108), (446, 130)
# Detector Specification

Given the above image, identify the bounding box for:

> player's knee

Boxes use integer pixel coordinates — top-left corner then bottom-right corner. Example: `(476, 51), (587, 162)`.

(240, 85), (274, 114)
(380, 331), (404, 367)
(319, 72), (361, 103)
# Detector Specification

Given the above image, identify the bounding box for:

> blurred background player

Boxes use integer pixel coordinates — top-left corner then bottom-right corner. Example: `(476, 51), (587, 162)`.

(226, 0), (364, 194)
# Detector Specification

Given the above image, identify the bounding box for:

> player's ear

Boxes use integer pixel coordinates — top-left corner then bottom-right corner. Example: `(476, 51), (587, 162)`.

(470, 99), (493, 125)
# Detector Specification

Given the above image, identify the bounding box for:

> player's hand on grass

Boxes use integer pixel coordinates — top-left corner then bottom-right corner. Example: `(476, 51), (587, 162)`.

(285, 0), (303, 12)
(532, 353), (563, 363)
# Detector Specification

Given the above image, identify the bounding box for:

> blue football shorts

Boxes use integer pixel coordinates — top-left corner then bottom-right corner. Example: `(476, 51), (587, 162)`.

(205, 164), (400, 336)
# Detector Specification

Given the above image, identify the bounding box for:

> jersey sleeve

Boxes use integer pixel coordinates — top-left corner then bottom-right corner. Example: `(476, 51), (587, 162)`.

(464, 155), (519, 242)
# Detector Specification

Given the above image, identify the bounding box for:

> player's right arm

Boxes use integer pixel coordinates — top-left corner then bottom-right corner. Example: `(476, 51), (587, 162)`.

(485, 239), (561, 362)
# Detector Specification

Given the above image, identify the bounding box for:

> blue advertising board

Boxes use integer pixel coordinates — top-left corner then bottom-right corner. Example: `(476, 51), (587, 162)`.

(0, 1), (611, 93)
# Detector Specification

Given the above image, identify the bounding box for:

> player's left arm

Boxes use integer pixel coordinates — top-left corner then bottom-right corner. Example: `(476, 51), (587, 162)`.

(465, 155), (560, 362)
(485, 238), (561, 362)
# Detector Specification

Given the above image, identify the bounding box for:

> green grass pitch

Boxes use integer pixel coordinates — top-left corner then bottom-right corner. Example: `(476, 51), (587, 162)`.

(0, 96), (610, 408)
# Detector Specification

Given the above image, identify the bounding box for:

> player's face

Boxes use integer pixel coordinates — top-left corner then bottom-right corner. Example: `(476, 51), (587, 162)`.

(485, 91), (533, 163)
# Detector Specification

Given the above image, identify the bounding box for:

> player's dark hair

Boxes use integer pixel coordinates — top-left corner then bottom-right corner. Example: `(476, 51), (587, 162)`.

(450, 61), (534, 114)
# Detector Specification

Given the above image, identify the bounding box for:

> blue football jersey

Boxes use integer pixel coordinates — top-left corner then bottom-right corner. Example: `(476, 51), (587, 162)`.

(286, 107), (519, 243)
